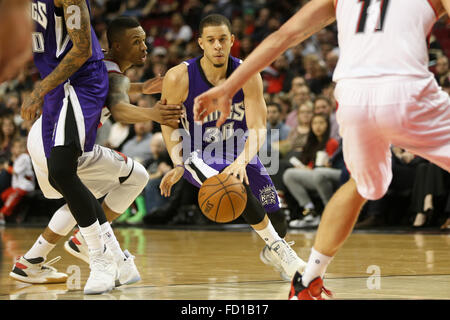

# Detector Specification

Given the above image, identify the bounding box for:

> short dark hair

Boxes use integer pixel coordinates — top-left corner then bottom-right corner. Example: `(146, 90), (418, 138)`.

(267, 102), (282, 113)
(199, 14), (232, 36)
(107, 16), (141, 48)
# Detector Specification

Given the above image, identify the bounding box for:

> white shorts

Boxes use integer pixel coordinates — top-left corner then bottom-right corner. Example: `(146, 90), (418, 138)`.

(28, 117), (149, 213)
(335, 76), (450, 200)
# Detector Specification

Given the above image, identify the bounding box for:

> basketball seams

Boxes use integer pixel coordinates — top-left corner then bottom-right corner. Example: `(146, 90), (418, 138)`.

(215, 175), (236, 220)
(198, 182), (244, 208)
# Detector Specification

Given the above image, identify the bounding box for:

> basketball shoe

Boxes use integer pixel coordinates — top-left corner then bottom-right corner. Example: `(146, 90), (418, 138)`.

(116, 250), (141, 286)
(9, 256), (68, 284)
(66, 230), (140, 287)
(260, 240), (306, 280)
(64, 229), (89, 264)
(84, 246), (117, 295)
(289, 271), (333, 300)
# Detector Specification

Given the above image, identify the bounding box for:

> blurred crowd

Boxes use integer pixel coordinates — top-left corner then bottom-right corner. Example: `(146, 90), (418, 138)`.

(0, 0), (449, 230)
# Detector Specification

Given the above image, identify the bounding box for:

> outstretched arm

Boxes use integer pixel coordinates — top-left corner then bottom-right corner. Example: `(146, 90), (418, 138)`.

(107, 73), (182, 125)
(21, 0), (93, 120)
(194, 0), (336, 126)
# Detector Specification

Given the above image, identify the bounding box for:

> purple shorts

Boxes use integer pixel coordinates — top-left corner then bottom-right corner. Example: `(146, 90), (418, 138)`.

(183, 151), (280, 213)
(41, 60), (108, 158)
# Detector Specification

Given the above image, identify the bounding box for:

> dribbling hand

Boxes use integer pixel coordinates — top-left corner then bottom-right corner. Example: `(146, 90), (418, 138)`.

(160, 166), (185, 197)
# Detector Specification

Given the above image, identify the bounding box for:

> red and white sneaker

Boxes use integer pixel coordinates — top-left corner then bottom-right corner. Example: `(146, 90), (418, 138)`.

(64, 229), (89, 264)
(288, 272), (333, 300)
(9, 256), (68, 284)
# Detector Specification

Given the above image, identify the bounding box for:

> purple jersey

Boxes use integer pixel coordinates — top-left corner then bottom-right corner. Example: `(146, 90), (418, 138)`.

(180, 56), (281, 213)
(181, 56), (247, 158)
(31, 0), (104, 79)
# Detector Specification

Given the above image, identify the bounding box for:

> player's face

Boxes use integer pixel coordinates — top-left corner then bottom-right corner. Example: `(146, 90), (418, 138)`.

(311, 116), (328, 137)
(121, 27), (148, 66)
(199, 25), (234, 68)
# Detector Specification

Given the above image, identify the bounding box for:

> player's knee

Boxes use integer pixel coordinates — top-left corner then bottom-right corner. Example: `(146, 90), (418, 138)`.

(267, 210), (287, 238)
(47, 147), (78, 185)
(129, 161), (149, 190)
(241, 185), (266, 225)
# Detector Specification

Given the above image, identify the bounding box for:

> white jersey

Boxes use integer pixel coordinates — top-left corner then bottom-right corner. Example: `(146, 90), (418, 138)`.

(333, 0), (438, 81)
(12, 154), (35, 192)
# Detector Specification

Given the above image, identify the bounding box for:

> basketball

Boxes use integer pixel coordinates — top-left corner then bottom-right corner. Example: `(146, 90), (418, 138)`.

(198, 173), (247, 223)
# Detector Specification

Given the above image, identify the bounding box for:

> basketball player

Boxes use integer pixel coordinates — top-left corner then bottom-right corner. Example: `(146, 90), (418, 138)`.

(10, 17), (183, 287)
(0, 0), (32, 83)
(194, 0), (450, 299)
(158, 14), (306, 281)
(21, 0), (138, 294)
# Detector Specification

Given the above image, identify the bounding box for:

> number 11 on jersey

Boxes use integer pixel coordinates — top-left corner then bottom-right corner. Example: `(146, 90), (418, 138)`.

(356, 0), (390, 33)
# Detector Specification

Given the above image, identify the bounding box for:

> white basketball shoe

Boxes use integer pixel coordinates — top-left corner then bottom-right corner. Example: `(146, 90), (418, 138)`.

(260, 240), (306, 280)
(116, 250), (141, 287)
(64, 229), (89, 264)
(9, 256), (68, 284)
(84, 247), (118, 295)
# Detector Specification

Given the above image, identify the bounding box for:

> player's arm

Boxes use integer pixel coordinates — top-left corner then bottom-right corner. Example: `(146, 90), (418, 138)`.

(107, 73), (182, 125)
(223, 73), (267, 185)
(194, 0), (336, 126)
(159, 64), (189, 197)
(21, 0), (93, 120)
(128, 75), (164, 95)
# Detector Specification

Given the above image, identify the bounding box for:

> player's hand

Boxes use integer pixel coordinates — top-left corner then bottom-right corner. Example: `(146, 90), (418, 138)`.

(21, 87), (44, 121)
(194, 84), (232, 127)
(160, 166), (185, 197)
(142, 75), (163, 94)
(152, 98), (183, 127)
(223, 161), (249, 185)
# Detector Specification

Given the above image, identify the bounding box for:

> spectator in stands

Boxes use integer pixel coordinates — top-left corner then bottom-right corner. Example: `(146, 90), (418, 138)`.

(435, 55), (449, 86)
(355, 147), (427, 228)
(313, 95), (340, 141)
(0, 115), (19, 163)
(165, 12), (193, 46)
(285, 85), (312, 128)
(121, 121), (153, 164)
(0, 137), (35, 225)
(260, 102), (291, 160)
(271, 92), (292, 122)
(278, 101), (314, 159)
(283, 113), (339, 229)
(411, 162), (450, 228)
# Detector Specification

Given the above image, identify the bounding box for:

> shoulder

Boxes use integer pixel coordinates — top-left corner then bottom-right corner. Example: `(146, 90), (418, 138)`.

(165, 63), (188, 84)
(163, 63), (189, 99)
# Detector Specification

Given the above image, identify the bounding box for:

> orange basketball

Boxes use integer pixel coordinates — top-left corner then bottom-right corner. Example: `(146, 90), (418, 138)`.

(198, 173), (247, 223)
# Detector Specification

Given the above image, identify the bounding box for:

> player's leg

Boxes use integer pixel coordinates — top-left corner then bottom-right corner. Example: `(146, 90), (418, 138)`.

(290, 93), (393, 299)
(43, 81), (115, 295)
(185, 152), (305, 280)
(391, 77), (450, 172)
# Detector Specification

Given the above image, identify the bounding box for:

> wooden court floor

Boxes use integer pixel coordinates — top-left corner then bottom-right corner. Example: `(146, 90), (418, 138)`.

(0, 226), (449, 300)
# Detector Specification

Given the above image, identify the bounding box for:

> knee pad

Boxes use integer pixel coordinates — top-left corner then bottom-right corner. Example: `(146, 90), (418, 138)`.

(104, 160), (149, 214)
(241, 184), (266, 225)
(47, 146), (78, 187)
(267, 210), (287, 238)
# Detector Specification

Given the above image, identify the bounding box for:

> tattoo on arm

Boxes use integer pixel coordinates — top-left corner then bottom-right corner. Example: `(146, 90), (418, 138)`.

(37, 0), (92, 98)
(106, 73), (131, 108)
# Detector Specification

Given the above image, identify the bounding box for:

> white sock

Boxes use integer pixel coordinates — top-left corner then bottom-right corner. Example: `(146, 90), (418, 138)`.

(254, 221), (282, 246)
(79, 220), (104, 255)
(100, 222), (126, 262)
(24, 234), (56, 261)
(305, 202), (315, 210)
(302, 247), (333, 287)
